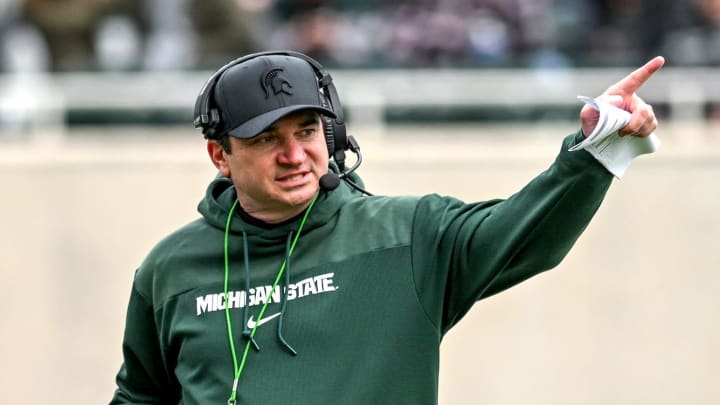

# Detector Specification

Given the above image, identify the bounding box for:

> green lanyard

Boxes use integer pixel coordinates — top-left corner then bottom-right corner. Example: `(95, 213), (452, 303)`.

(223, 195), (318, 405)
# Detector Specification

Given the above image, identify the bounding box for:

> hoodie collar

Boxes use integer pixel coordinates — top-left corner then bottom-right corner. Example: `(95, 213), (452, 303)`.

(197, 166), (365, 238)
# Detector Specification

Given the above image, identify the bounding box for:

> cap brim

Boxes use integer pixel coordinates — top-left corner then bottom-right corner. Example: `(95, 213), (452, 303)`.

(227, 105), (337, 139)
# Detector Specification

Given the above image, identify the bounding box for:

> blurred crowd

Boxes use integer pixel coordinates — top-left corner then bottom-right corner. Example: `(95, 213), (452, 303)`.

(0, 0), (719, 72)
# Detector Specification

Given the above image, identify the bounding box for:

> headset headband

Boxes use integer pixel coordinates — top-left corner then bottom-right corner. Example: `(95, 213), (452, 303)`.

(193, 51), (346, 145)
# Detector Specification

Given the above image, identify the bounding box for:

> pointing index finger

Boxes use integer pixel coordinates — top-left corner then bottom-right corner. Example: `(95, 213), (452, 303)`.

(609, 56), (665, 96)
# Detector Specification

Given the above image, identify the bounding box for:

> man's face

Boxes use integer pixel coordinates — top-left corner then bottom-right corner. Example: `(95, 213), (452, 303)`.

(209, 110), (329, 223)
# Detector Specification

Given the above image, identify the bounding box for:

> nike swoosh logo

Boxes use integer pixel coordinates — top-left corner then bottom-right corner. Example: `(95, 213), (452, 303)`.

(247, 312), (281, 329)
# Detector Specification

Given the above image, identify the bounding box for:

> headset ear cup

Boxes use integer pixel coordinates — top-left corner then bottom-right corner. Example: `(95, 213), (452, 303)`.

(329, 119), (349, 170)
(331, 119), (348, 156)
(321, 95), (335, 157)
(323, 116), (335, 157)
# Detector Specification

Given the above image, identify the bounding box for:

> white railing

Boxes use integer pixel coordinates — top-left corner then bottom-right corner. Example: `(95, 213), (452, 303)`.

(1, 67), (718, 134)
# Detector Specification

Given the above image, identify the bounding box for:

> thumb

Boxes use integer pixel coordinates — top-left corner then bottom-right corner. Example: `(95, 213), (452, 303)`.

(580, 94), (624, 137)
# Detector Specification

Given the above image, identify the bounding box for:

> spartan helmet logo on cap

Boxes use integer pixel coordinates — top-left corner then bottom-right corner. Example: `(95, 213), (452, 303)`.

(261, 68), (293, 99)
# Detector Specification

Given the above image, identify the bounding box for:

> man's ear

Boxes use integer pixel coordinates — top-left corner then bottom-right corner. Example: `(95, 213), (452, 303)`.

(207, 140), (231, 177)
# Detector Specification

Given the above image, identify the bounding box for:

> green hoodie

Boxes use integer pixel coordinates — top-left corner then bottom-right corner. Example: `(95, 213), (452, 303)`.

(111, 132), (612, 405)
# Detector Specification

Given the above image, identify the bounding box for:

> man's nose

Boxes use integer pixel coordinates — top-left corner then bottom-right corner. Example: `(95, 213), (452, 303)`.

(277, 136), (306, 165)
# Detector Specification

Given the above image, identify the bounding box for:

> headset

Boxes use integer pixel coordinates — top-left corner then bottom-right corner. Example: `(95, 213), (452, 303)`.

(193, 50), (355, 172)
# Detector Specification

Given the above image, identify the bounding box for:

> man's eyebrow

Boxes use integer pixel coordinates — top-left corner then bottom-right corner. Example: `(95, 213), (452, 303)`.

(299, 115), (321, 127)
(259, 124), (276, 134)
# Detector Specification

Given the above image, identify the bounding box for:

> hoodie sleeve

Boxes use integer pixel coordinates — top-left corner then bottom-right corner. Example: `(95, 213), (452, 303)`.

(110, 282), (179, 404)
(411, 131), (613, 334)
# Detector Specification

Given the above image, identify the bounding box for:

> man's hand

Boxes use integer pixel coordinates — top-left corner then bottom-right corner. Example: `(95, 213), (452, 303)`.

(581, 56), (665, 138)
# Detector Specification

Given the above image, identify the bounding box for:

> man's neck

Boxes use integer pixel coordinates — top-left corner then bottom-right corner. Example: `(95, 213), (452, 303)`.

(235, 194), (317, 227)
(235, 203), (308, 229)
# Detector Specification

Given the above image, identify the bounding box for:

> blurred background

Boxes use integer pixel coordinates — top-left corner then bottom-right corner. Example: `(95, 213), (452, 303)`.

(1, 0), (719, 404)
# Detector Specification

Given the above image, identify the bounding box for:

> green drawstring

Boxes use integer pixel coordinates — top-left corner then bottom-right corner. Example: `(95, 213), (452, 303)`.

(277, 232), (296, 355)
(223, 194), (318, 405)
(223, 202), (241, 385)
(240, 232), (260, 351)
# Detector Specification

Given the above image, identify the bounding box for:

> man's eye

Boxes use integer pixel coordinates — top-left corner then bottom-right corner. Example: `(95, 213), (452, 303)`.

(300, 128), (317, 137)
(257, 135), (276, 144)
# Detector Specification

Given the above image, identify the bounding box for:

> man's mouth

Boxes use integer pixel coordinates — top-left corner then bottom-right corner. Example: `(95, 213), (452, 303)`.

(280, 173), (305, 181)
(277, 171), (309, 186)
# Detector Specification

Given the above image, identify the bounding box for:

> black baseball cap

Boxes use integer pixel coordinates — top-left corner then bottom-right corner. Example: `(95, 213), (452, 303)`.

(213, 54), (337, 139)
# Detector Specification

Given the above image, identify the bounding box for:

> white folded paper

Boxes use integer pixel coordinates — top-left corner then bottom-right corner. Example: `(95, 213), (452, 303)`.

(569, 96), (660, 178)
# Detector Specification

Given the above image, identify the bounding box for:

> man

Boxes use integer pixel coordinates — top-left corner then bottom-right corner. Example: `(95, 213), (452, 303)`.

(110, 51), (664, 404)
